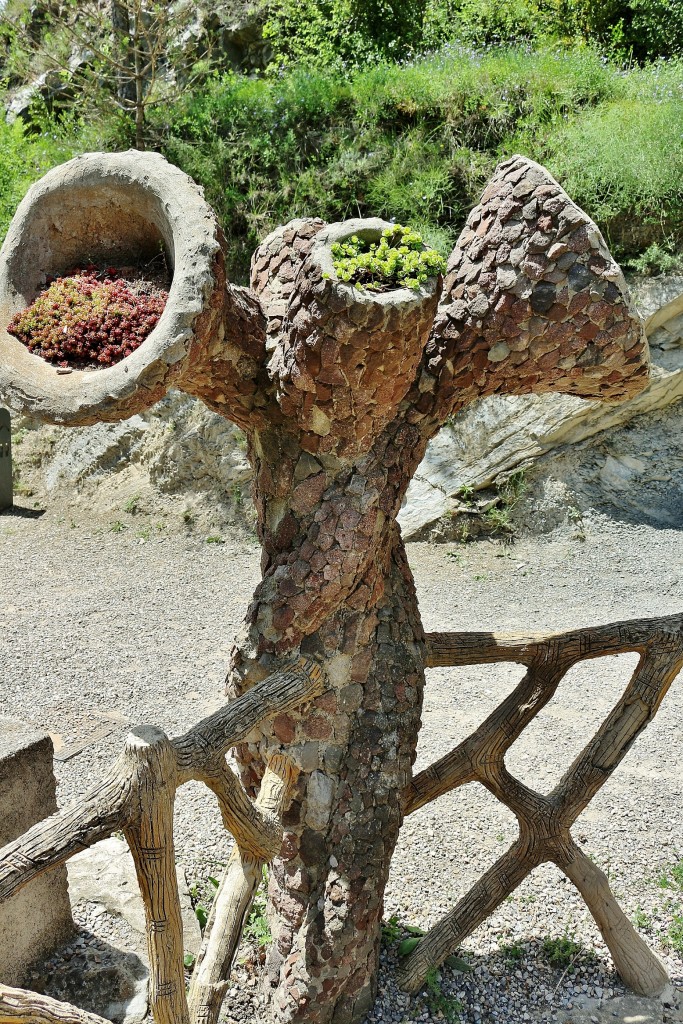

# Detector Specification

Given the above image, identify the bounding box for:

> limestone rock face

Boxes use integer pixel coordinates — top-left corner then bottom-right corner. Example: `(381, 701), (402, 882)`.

(13, 389), (251, 522)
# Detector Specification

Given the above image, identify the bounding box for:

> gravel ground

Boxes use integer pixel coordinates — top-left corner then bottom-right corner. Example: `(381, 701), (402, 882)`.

(1, 501), (682, 1024)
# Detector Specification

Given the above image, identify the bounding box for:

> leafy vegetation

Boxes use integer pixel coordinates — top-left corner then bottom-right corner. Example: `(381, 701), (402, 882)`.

(261, 0), (683, 68)
(422, 968), (463, 1023)
(244, 867), (272, 947)
(541, 933), (583, 967)
(669, 914), (683, 955)
(330, 226), (446, 290)
(381, 915), (402, 946)
(1, 4), (682, 283)
(189, 867), (271, 946)
(654, 858), (683, 954)
(499, 940), (525, 963)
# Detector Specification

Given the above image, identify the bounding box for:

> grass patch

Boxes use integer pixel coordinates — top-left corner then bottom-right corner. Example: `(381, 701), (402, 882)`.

(632, 907), (652, 931)
(243, 867), (272, 947)
(654, 858), (683, 954)
(499, 940), (525, 964)
(422, 968), (463, 1023)
(542, 933), (584, 968)
(668, 915), (683, 955)
(2, 46), (683, 283)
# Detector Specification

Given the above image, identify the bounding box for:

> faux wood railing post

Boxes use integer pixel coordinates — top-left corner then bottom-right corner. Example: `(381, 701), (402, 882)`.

(122, 727), (188, 1024)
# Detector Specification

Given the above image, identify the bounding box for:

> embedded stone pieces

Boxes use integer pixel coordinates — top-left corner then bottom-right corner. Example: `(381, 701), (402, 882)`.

(421, 155), (649, 426)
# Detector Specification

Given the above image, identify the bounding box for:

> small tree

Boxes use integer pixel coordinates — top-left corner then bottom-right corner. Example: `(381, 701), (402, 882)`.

(1, 0), (212, 149)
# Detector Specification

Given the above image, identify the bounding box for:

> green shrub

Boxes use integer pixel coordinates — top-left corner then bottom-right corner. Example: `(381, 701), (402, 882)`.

(3, 41), (683, 285)
(422, 0), (555, 49)
(156, 44), (626, 280)
(555, 0), (683, 63)
(542, 933), (583, 967)
(626, 239), (683, 276)
(0, 107), (99, 242)
(0, 120), (31, 240)
(542, 82), (683, 257)
(262, 0), (426, 71)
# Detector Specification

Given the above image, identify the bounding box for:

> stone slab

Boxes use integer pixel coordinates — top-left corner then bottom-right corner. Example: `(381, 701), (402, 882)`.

(35, 706), (129, 762)
(540, 993), (665, 1024)
(67, 836), (201, 956)
(0, 716), (74, 985)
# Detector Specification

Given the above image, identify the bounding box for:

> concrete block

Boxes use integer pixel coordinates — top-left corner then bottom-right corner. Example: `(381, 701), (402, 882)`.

(0, 718), (74, 984)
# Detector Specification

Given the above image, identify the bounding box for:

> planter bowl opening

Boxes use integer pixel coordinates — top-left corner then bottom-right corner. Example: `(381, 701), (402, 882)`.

(315, 220), (445, 296)
(2, 182), (173, 314)
(0, 152), (225, 425)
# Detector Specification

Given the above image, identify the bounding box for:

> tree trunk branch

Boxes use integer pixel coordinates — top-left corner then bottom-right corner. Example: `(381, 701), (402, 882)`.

(173, 658), (324, 775)
(424, 615), (683, 668)
(398, 615), (682, 996)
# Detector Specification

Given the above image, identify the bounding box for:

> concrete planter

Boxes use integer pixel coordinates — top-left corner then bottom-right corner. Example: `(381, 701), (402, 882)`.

(271, 217), (441, 457)
(0, 151), (226, 426)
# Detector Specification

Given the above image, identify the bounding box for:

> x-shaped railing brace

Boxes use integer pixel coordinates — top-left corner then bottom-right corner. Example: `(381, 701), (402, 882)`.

(399, 615), (683, 996)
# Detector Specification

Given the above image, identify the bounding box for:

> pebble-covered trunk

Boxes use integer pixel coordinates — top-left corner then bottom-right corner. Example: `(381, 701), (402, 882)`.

(263, 534), (424, 1024)
(218, 158), (650, 1024)
(226, 423), (429, 1024)
(218, 216), (439, 1024)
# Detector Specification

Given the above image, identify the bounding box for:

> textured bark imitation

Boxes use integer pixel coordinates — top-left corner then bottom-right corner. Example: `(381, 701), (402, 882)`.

(0, 660), (323, 906)
(0, 986), (110, 1024)
(0, 149), (664, 1024)
(189, 754), (298, 1024)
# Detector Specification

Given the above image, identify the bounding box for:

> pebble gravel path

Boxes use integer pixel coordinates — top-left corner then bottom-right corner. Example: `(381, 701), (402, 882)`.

(1, 503), (682, 1023)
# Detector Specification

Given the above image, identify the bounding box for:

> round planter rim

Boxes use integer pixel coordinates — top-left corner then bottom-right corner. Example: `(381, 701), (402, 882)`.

(0, 150), (224, 424)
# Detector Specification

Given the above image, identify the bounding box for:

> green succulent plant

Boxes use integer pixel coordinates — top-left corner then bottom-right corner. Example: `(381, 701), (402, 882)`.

(329, 225), (446, 292)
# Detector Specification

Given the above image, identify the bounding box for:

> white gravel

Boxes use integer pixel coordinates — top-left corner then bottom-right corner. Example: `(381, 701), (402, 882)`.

(1, 501), (682, 1024)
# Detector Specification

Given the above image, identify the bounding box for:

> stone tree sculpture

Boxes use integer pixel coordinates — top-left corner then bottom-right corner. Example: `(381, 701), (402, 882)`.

(1, 151), (682, 1024)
